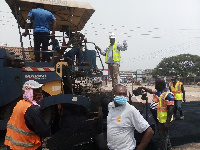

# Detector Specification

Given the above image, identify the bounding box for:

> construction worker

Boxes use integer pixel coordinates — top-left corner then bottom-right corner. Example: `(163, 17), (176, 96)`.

(107, 84), (154, 150)
(139, 78), (174, 150)
(23, 3), (57, 62)
(63, 30), (84, 66)
(4, 80), (51, 150)
(95, 33), (128, 88)
(169, 76), (186, 120)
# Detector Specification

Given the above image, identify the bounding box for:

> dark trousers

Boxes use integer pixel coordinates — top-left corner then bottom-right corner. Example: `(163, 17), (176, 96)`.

(64, 48), (83, 66)
(157, 123), (171, 150)
(174, 100), (183, 116)
(34, 32), (50, 62)
(150, 108), (158, 125)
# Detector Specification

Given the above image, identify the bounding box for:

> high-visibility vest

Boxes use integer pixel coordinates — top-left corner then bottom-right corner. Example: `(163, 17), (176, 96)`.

(105, 42), (121, 63)
(4, 100), (41, 150)
(157, 92), (173, 123)
(169, 81), (183, 100)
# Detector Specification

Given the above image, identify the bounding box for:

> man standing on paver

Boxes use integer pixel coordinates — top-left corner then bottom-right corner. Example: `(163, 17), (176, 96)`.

(23, 3), (57, 62)
(95, 33), (127, 88)
(169, 76), (185, 120)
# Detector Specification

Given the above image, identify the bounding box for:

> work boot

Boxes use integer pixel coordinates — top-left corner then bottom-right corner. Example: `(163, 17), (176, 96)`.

(180, 115), (184, 120)
(180, 110), (184, 120)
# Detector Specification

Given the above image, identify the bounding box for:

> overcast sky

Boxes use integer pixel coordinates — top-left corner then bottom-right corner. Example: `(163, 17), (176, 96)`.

(1, 0), (200, 71)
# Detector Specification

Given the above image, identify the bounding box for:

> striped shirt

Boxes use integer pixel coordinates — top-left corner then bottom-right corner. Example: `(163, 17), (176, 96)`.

(67, 32), (84, 48)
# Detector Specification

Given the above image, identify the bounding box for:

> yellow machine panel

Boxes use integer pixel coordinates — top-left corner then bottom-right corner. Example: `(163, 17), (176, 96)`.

(56, 62), (68, 78)
(42, 80), (63, 96)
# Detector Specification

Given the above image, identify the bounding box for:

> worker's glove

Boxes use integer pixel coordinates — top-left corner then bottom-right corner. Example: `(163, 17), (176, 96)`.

(123, 40), (128, 47)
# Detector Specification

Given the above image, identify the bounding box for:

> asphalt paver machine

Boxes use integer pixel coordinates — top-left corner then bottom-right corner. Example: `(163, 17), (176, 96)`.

(0, 0), (111, 149)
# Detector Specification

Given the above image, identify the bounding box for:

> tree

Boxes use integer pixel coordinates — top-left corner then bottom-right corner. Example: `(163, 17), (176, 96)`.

(152, 54), (200, 77)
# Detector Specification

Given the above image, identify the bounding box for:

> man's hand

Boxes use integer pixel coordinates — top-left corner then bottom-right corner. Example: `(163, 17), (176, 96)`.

(123, 40), (127, 47)
(62, 41), (70, 49)
(22, 31), (29, 37)
(95, 45), (100, 51)
(183, 99), (186, 102)
(50, 32), (55, 37)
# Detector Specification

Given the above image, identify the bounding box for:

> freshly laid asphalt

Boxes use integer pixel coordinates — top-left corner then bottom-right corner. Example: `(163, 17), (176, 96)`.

(1, 101), (200, 150)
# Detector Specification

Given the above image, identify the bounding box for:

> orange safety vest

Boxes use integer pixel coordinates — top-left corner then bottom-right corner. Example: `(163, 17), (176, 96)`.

(4, 100), (41, 150)
(169, 81), (183, 100)
(157, 92), (173, 123)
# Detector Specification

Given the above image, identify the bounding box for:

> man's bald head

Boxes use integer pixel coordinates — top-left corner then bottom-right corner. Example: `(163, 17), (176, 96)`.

(113, 84), (127, 96)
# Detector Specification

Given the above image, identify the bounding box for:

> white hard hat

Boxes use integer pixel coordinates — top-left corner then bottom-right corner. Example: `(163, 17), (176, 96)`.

(22, 80), (43, 90)
(109, 32), (115, 39)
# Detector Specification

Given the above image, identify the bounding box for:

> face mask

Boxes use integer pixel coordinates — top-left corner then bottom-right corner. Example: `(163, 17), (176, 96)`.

(114, 96), (127, 105)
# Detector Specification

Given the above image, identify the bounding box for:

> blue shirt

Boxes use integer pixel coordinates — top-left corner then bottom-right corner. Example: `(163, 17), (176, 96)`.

(150, 89), (174, 110)
(28, 8), (56, 33)
(156, 89), (174, 102)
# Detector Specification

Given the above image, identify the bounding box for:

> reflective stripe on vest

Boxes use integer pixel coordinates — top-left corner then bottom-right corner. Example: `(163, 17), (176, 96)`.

(7, 123), (36, 136)
(5, 136), (35, 148)
(4, 100), (41, 149)
(105, 42), (121, 63)
(170, 81), (182, 100)
(157, 92), (173, 123)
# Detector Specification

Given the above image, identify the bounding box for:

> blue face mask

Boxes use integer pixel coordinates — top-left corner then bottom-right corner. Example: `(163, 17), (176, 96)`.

(114, 96), (127, 105)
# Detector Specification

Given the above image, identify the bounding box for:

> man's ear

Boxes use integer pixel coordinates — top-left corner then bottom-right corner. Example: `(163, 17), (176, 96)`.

(112, 91), (115, 98)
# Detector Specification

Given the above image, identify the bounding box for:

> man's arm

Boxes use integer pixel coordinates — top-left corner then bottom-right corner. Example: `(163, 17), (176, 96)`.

(25, 105), (51, 137)
(80, 32), (85, 41)
(22, 17), (32, 36)
(181, 85), (186, 102)
(95, 45), (106, 56)
(165, 105), (174, 130)
(136, 127), (154, 150)
(141, 87), (154, 94)
(117, 41), (128, 51)
(130, 107), (154, 150)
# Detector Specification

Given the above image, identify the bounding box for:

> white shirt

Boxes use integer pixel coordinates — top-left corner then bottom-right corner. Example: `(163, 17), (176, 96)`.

(107, 102), (150, 150)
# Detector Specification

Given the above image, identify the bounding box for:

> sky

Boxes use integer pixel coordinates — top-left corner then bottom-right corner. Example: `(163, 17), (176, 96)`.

(1, 0), (200, 71)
